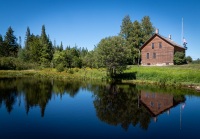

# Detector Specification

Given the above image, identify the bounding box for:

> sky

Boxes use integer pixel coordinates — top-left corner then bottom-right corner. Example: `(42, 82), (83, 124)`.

(0, 0), (199, 59)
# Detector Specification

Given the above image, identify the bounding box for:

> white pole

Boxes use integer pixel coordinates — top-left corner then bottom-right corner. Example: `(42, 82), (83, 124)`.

(182, 18), (184, 44)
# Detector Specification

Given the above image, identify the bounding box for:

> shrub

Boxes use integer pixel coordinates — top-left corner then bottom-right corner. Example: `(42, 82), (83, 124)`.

(56, 63), (65, 72)
(68, 69), (74, 74)
(174, 52), (186, 65)
(0, 57), (38, 70)
(74, 68), (79, 72)
(0, 57), (16, 70)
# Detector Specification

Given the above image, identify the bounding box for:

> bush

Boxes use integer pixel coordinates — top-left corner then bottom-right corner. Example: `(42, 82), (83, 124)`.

(0, 57), (38, 70)
(0, 57), (16, 70)
(56, 63), (65, 72)
(68, 69), (74, 74)
(174, 52), (186, 65)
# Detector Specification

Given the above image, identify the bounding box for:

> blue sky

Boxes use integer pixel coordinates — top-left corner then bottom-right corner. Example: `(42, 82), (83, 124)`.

(0, 0), (199, 59)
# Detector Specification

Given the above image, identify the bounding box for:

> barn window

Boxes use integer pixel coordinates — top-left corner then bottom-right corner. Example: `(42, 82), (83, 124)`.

(147, 53), (149, 59)
(153, 53), (156, 59)
(159, 42), (162, 48)
(150, 101), (154, 107)
(152, 43), (154, 49)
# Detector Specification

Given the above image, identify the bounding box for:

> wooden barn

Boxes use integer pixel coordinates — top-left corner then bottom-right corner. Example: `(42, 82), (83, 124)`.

(140, 30), (186, 66)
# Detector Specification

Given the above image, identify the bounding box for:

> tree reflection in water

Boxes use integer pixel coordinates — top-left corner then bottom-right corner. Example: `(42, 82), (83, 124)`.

(0, 77), (84, 117)
(0, 78), (187, 130)
(0, 78), (18, 113)
(93, 83), (152, 130)
(93, 83), (186, 130)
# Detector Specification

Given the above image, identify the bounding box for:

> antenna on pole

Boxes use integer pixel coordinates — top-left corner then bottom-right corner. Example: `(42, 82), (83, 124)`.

(182, 18), (188, 49)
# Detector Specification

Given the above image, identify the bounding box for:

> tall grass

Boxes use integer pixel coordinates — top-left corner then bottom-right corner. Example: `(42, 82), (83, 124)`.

(125, 64), (200, 86)
(0, 68), (107, 80)
(1, 64), (200, 86)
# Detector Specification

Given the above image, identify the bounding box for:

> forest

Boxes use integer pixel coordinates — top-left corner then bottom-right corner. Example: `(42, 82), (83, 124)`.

(1, 15), (191, 77)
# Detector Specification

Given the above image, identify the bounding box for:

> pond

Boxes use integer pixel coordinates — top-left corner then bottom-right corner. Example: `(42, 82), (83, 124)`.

(0, 77), (200, 139)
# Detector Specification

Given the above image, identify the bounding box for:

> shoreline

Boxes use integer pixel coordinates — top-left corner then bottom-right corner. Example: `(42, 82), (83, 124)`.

(122, 79), (200, 92)
(0, 69), (200, 92)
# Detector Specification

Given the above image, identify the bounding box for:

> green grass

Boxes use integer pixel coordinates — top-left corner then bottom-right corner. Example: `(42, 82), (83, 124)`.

(124, 64), (200, 86)
(1, 64), (200, 87)
(0, 68), (107, 80)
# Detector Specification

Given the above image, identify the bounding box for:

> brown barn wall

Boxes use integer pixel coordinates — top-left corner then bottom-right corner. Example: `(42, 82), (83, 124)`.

(141, 36), (174, 65)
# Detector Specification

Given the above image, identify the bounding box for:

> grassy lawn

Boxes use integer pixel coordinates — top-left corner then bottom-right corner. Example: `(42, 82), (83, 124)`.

(124, 64), (200, 86)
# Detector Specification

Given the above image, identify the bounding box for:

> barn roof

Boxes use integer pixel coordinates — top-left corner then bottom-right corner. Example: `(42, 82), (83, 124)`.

(140, 33), (186, 50)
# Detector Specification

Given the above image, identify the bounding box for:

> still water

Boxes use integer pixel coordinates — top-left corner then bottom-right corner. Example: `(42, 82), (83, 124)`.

(0, 77), (200, 139)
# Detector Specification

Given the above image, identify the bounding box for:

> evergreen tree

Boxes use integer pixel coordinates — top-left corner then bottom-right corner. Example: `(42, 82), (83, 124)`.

(29, 35), (42, 63)
(60, 41), (63, 51)
(0, 34), (3, 57)
(22, 27), (32, 62)
(25, 27), (31, 48)
(18, 36), (22, 48)
(40, 25), (53, 67)
(41, 25), (48, 44)
(52, 50), (66, 68)
(0, 34), (3, 43)
(53, 39), (56, 48)
(4, 26), (19, 57)
(17, 36), (23, 59)
(65, 49), (73, 68)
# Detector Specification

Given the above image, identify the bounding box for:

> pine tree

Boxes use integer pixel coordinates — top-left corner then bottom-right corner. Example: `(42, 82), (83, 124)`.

(41, 25), (48, 44)
(29, 35), (42, 63)
(40, 25), (53, 67)
(4, 26), (19, 57)
(60, 41), (63, 51)
(19, 36), (22, 48)
(25, 27), (31, 48)
(0, 34), (3, 43)
(0, 34), (3, 57)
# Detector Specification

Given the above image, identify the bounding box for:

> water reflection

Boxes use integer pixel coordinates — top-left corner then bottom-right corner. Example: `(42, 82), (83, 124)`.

(93, 84), (186, 130)
(0, 77), (194, 131)
(0, 78), (18, 113)
(0, 77), (87, 117)
(93, 83), (151, 130)
(140, 91), (186, 122)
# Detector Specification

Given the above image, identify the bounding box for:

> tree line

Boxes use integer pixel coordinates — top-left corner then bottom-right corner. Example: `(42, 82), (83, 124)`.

(0, 15), (155, 76)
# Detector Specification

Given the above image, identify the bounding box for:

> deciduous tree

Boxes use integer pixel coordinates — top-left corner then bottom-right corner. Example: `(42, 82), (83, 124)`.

(141, 16), (155, 43)
(96, 36), (131, 77)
